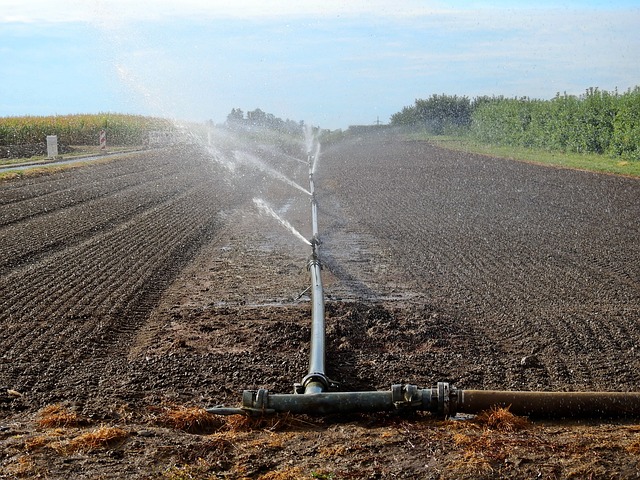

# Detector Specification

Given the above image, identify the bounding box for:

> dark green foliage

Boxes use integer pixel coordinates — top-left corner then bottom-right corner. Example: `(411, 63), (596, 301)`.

(610, 87), (640, 160)
(389, 105), (420, 126)
(391, 86), (640, 160)
(225, 107), (303, 135)
(470, 87), (640, 159)
(391, 94), (471, 134)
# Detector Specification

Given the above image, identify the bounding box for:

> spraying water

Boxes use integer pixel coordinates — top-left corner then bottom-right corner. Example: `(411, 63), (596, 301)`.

(310, 141), (321, 175)
(205, 144), (237, 173)
(279, 151), (309, 166)
(304, 124), (315, 155)
(303, 125), (321, 175)
(253, 198), (311, 246)
(235, 151), (311, 196)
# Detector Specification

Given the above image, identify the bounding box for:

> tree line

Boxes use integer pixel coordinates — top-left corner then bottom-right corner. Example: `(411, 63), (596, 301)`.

(390, 87), (640, 160)
(226, 107), (304, 135)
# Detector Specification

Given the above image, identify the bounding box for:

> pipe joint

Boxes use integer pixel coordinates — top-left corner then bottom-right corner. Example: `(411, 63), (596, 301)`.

(307, 254), (322, 271)
(241, 388), (275, 415)
(301, 373), (332, 394)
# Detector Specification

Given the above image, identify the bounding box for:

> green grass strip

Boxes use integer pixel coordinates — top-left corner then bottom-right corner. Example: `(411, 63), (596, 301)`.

(410, 133), (640, 178)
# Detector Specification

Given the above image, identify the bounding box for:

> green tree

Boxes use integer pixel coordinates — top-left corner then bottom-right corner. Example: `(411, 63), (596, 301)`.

(415, 94), (472, 134)
(390, 105), (419, 126)
(226, 108), (244, 124)
(610, 87), (640, 160)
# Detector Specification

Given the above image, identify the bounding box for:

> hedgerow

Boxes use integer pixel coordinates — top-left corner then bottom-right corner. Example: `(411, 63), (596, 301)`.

(470, 87), (639, 159)
(391, 87), (640, 160)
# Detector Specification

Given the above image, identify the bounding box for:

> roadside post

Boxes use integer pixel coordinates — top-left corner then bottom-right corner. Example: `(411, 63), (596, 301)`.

(46, 135), (58, 158)
(100, 129), (107, 152)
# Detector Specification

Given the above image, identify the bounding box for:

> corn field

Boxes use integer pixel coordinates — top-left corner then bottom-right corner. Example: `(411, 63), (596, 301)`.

(0, 113), (174, 158)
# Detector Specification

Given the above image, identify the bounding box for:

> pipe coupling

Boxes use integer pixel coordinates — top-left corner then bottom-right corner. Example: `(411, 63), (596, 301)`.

(427, 382), (458, 417)
(301, 373), (331, 392)
(307, 255), (322, 270)
(241, 388), (275, 414)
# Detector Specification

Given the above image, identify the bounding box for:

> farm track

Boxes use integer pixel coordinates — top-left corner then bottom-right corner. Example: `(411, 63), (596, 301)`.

(0, 134), (639, 478)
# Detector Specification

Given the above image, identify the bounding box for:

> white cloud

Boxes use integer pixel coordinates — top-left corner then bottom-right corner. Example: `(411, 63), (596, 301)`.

(0, 0), (87, 23)
(0, 0), (449, 24)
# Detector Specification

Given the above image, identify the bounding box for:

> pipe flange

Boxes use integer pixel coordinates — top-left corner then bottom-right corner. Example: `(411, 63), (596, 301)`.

(438, 382), (450, 417)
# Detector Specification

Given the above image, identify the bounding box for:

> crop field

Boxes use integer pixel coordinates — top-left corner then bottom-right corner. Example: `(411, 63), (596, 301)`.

(0, 132), (639, 478)
(0, 114), (174, 159)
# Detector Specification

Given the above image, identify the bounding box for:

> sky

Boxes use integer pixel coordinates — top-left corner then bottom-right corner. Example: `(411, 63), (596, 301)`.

(1, 0), (639, 130)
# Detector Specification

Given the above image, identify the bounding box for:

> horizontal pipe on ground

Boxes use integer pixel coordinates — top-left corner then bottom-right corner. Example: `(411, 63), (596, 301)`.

(208, 383), (640, 419)
(459, 390), (640, 418)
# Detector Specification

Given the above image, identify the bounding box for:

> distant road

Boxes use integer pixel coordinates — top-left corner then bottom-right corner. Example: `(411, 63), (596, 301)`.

(0, 148), (148, 172)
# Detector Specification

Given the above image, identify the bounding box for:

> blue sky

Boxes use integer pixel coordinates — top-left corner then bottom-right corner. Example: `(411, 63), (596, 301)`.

(1, 1), (639, 129)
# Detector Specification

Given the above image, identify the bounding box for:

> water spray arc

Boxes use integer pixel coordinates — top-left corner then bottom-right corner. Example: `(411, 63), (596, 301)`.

(208, 138), (640, 419)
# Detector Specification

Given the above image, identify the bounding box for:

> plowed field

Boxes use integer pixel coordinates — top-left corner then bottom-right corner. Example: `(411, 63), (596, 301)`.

(0, 134), (639, 479)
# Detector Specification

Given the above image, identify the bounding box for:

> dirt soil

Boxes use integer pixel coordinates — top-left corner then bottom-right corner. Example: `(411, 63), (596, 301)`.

(0, 132), (639, 479)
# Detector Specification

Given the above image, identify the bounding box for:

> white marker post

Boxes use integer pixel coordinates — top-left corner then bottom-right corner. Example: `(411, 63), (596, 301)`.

(46, 135), (58, 158)
(100, 129), (106, 152)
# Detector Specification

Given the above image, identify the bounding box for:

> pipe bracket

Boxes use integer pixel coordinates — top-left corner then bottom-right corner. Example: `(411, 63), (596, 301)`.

(391, 384), (422, 410)
(241, 388), (275, 415)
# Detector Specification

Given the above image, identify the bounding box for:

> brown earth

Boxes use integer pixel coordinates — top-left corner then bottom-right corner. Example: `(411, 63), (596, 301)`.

(0, 132), (639, 479)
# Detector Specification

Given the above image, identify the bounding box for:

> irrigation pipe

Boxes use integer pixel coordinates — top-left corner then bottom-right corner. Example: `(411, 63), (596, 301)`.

(211, 383), (640, 418)
(207, 143), (640, 419)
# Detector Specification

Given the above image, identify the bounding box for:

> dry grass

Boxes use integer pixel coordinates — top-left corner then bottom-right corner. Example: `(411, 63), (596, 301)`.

(319, 444), (351, 457)
(24, 435), (52, 451)
(0, 455), (43, 478)
(474, 406), (530, 432)
(626, 439), (640, 454)
(36, 404), (87, 428)
(447, 433), (518, 478)
(163, 458), (218, 480)
(258, 467), (306, 479)
(58, 426), (130, 454)
(242, 431), (295, 452)
(444, 408), (532, 477)
(152, 405), (225, 434)
(448, 450), (495, 478)
(201, 432), (236, 456)
(223, 412), (317, 432)
(23, 427), (67, 452)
